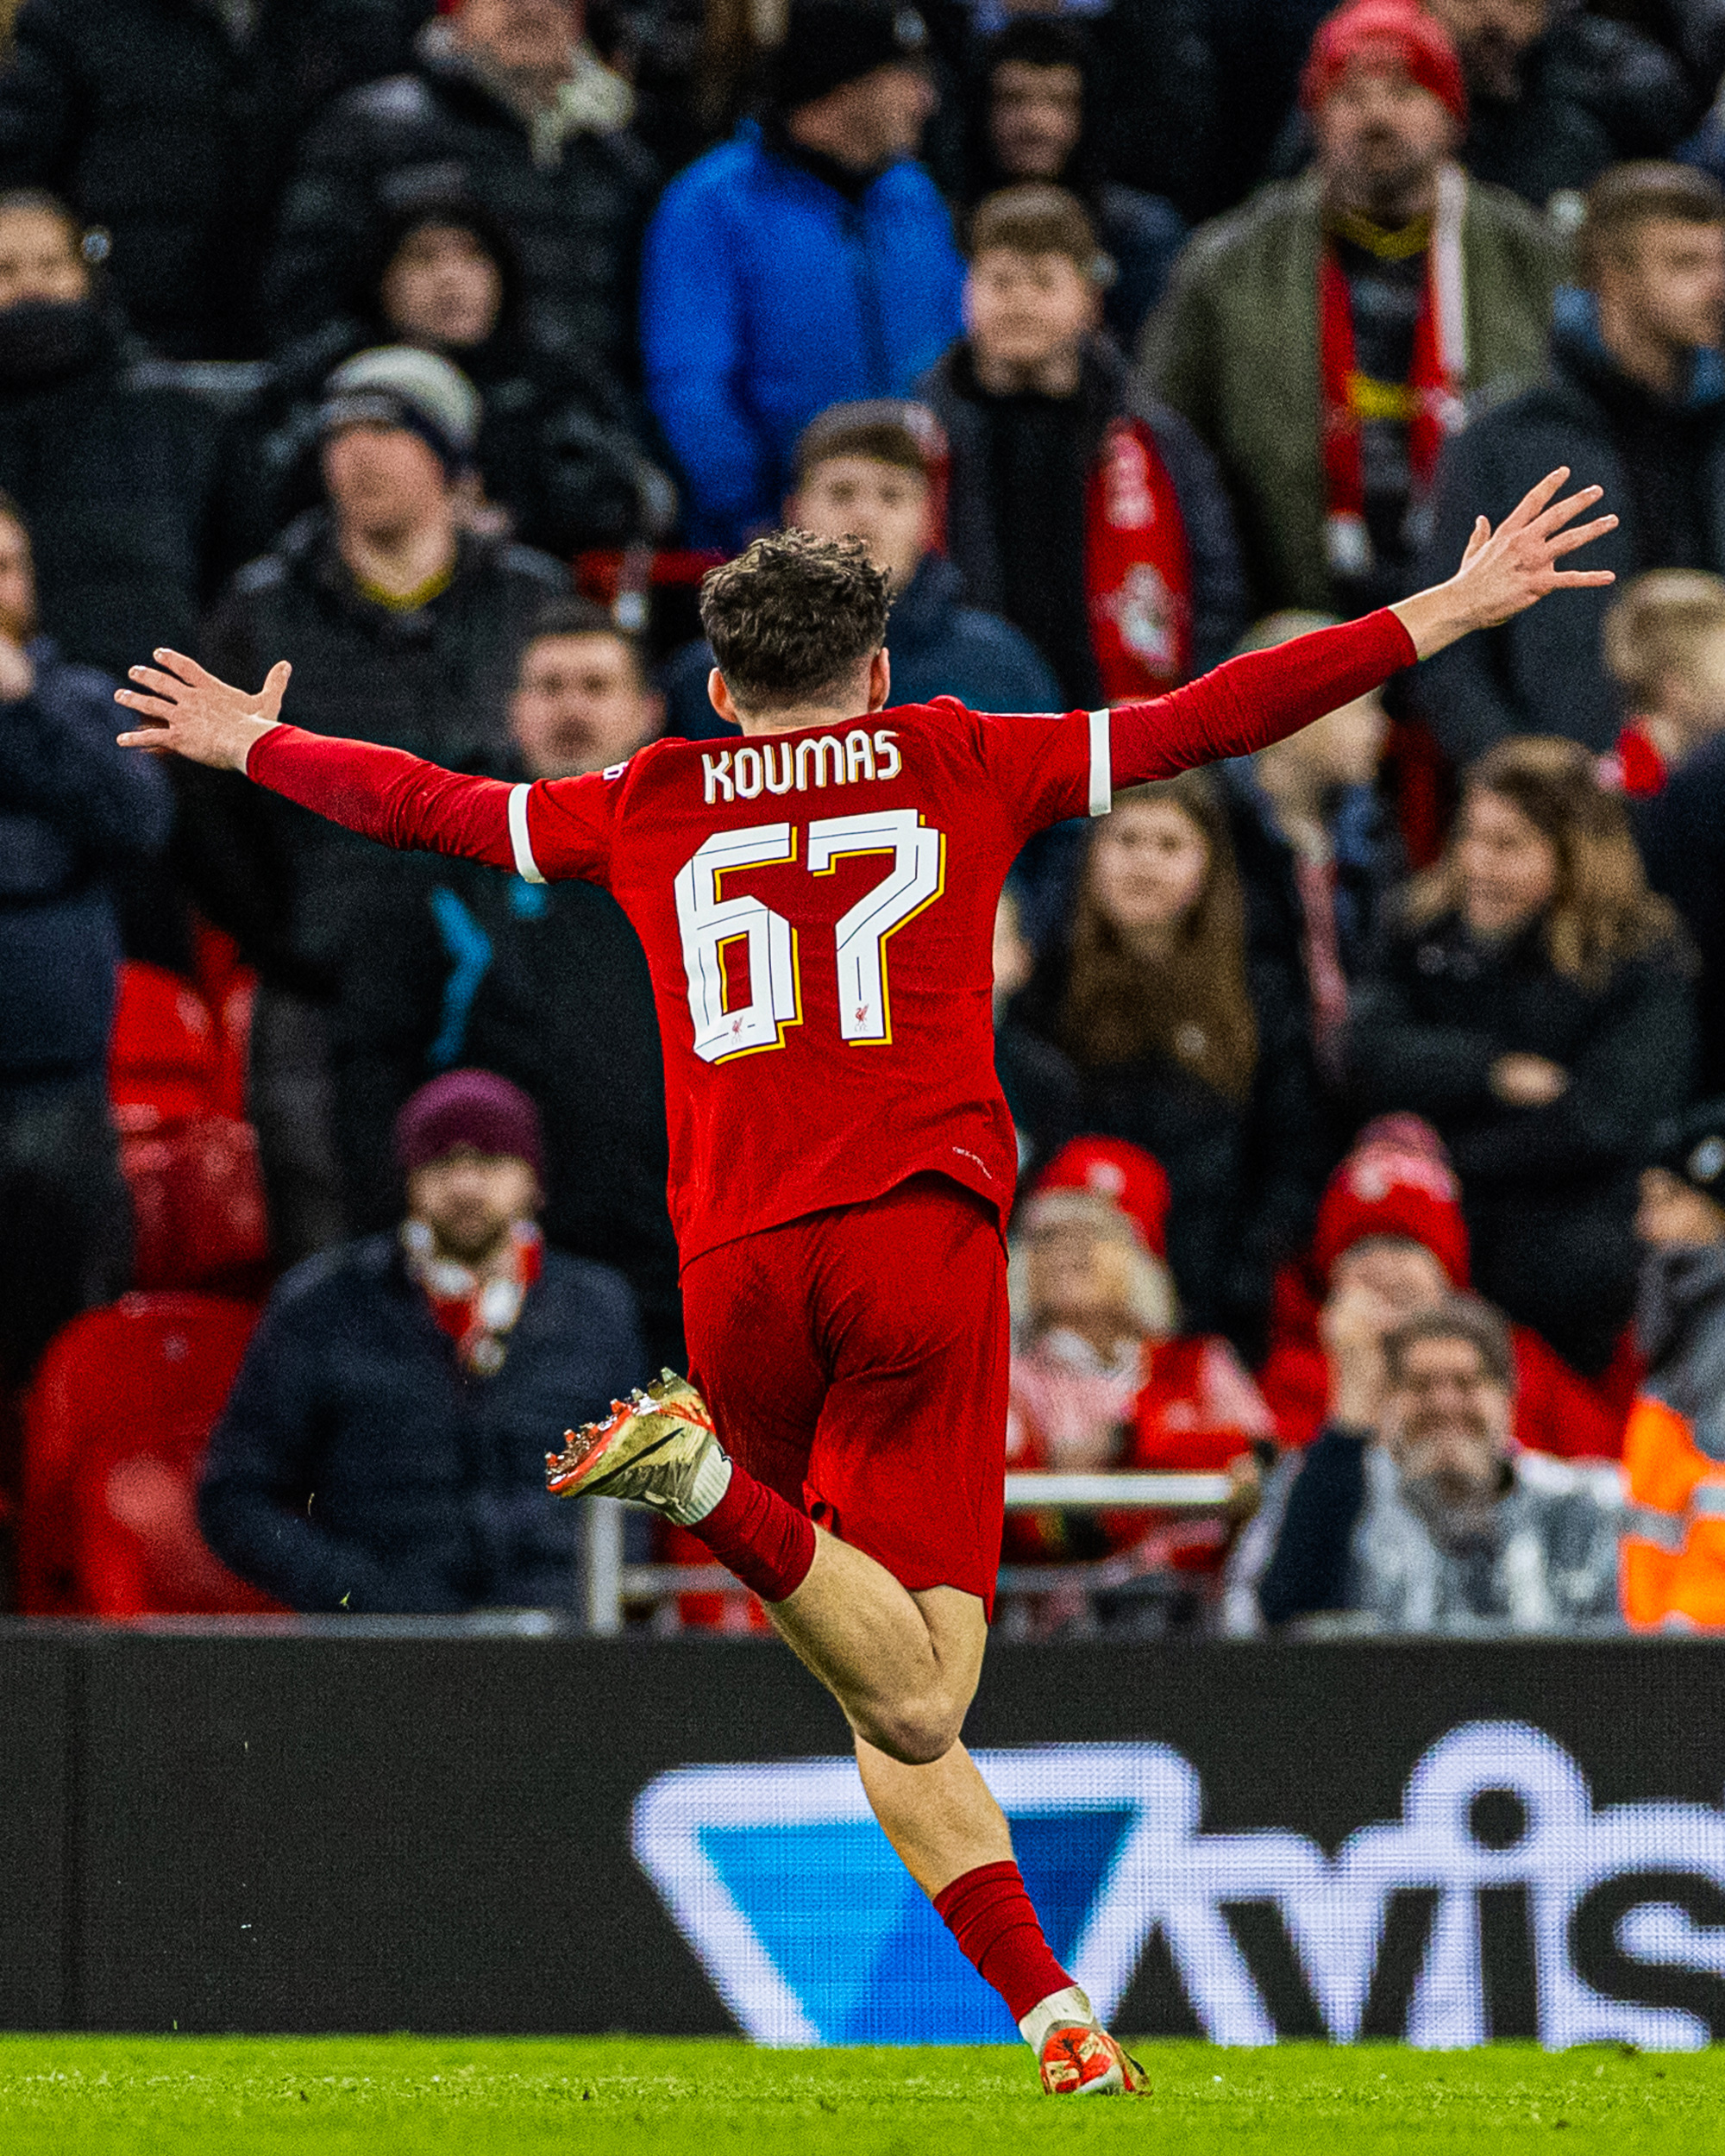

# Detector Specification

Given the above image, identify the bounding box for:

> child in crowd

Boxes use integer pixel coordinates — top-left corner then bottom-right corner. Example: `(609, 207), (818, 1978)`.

(1005, 1136), (1273, 1626)
(1601, 570), (1725, 797)
(1011, 767), (1326, 1350)
(916, 183), (1245, 711)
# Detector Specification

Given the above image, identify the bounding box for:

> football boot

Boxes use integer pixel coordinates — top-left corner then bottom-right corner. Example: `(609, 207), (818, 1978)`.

(1038, 2024), (1147, 2096)
(546, 1369), (719, 1512)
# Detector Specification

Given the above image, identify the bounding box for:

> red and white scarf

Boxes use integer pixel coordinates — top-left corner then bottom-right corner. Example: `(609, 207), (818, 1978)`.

(1318, 161), (1468, 581)
(402, 1218), (543, 1376)
(1084, 417), (1195, 700)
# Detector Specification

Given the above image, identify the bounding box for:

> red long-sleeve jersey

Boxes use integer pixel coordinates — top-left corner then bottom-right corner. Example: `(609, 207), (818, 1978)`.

(246, 608), (1414, 1267)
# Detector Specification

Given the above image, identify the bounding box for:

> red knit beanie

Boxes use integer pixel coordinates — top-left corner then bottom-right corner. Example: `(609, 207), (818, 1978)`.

(1301, 0), (1468, 128)
(1310, 1113), (1471, 1288)
(1029, 1136), (1172, 1259)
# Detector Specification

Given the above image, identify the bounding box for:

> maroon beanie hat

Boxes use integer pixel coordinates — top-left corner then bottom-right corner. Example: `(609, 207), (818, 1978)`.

(394, 1069), (544, 1178)
(1301, 0), (1468, 128)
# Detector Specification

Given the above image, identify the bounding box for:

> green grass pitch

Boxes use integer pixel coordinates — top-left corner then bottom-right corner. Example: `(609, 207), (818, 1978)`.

(2, 2038), (1722, 2156)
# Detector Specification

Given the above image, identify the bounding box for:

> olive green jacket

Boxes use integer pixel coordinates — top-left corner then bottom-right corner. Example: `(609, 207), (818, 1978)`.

(1138, 168), (1560, 613)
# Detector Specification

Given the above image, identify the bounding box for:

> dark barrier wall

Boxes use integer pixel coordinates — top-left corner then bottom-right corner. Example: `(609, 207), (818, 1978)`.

(6, 1626), (1725, 2044)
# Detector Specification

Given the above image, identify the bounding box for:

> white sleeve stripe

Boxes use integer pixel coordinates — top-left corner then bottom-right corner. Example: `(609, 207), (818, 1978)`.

(507, 782), (546, 884)
(1087, 708), (1112, 818)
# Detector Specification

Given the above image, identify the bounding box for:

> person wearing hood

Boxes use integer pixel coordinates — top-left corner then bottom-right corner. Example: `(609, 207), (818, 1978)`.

(953, 16), (1186, 348)
(640, 0), (964, 550)
(1622, 1097), (1725, 1626)
(262, 0), (656, 404)
(0, 189), (229, 682)
(1420, 160), (1725, 761)
(917, 183), (1245, 713)
(240, 185), (672, 564)
(179, 344), (567, 1264)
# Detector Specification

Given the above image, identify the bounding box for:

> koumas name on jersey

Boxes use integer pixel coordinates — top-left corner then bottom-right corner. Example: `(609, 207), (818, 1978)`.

(243, 608), (1414, 1267)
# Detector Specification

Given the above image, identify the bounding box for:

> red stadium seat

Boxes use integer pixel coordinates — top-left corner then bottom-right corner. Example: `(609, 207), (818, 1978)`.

(19, 1294), (269, 1615)
(108, 962), (222, 1134)
(124, 1116), (271, 1292)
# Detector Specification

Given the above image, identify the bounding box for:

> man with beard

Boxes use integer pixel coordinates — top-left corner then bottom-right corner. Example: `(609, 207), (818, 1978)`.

(1144, 0), (1558, 617)
(1227, 1296), (1627, 1634)
(198, 1069), (647, 1614)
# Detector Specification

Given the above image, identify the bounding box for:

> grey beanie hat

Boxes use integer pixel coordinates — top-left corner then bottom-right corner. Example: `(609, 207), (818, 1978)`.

(319, 345), (480, 470)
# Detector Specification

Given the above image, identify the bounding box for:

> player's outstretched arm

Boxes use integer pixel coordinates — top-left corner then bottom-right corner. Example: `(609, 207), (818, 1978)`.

(1389, 465), (1616, 659)
(115, 648), (530, 875)
(1106, 468), (1615, 787)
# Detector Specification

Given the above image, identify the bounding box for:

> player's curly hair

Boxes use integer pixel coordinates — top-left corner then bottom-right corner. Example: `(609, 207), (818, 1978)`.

(699, 530), (893, 711)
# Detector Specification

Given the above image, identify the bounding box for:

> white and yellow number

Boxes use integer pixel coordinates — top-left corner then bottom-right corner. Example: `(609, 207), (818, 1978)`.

(807, 810), (945, 1044)
(674, 824), (801, 1064)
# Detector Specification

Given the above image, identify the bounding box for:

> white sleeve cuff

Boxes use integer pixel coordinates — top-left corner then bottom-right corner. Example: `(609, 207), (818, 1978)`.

(1087, 708), (1112, 818)
(507, 782), (545, 884)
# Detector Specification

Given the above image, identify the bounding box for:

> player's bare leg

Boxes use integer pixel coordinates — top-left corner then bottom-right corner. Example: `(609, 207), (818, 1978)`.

(549, 1376), (1145, 2091)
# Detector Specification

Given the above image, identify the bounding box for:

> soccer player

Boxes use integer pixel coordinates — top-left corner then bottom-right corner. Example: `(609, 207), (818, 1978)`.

(117, 467), (1613, 2093)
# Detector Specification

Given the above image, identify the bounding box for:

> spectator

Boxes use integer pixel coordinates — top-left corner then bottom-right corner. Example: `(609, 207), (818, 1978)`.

(1622, 1096), (1725, 1625)
(0, 492), (170, 1388)
(919, 185), (1245, 710)
(1008, 768), (1326, 1350)
(1005, 1135), (1274, 1629)
(1218, 610), (1398, 1094)
(242, 188), (671, 562)
(956, 16), (1186, 346)
(199, 1070), (645, 1614)
(1145, 0), (1558, 617)
(1600, 568), (1725, 796)
(1278, 2), (1691, 214)
(992, 880), (1079, 1173)
(0, 188), (229, 681)
(1420, 161), (1725, 761)
(1258, 1112), (1640, 1456)
(0, 1), (420, 360)
(1350, 736), (1696, 1374)
(328, 597), (682, 1366)
(1227, 1295), (1627, 1635)
(661, 398), (1060, 740)
(264, 0), (656, 401)
(1639, 714), (1725, 1095)
(640, 0), (963, 548)
(182, 344), (567, 1264)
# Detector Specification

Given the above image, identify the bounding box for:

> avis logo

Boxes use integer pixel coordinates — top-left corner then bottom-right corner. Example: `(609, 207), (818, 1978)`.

(632, 1725), (1725, 2050)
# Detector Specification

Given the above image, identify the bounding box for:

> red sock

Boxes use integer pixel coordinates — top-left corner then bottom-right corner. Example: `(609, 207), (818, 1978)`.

(687, 1462), (817, 1604)
(932, 1860), (1074, 2025)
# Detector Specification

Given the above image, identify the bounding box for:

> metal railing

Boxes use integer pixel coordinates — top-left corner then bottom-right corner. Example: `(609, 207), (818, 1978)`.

(579, 1471), (1236, 1634)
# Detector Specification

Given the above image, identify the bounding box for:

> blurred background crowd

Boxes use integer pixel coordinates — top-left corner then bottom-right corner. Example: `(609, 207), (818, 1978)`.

(8, 0), (1725, 1639)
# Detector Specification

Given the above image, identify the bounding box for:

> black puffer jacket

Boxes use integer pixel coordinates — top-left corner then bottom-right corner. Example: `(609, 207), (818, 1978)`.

(0, 304), (229, 678)
(179, 511), (566, 993)
(198, 1232), (645, 1614)
(1350, 907), (1697, 1372)
(263, 25), (657, 394)
(0, 0), (423, 360)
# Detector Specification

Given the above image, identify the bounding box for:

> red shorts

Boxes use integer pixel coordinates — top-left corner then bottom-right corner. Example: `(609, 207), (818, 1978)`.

(681, 1174), (1009, 1614)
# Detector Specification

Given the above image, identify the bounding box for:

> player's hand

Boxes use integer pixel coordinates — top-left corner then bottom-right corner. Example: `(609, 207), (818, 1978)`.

(1392, 468), (1617, 660)
(116, 650), (291, 772)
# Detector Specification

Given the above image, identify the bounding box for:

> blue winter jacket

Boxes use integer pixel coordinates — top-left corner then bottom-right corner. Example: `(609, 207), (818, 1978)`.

(641, 121), (965, 548)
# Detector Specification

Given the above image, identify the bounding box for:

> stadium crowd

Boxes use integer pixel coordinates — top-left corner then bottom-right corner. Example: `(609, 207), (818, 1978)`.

(7, 0), (1725, 1637)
